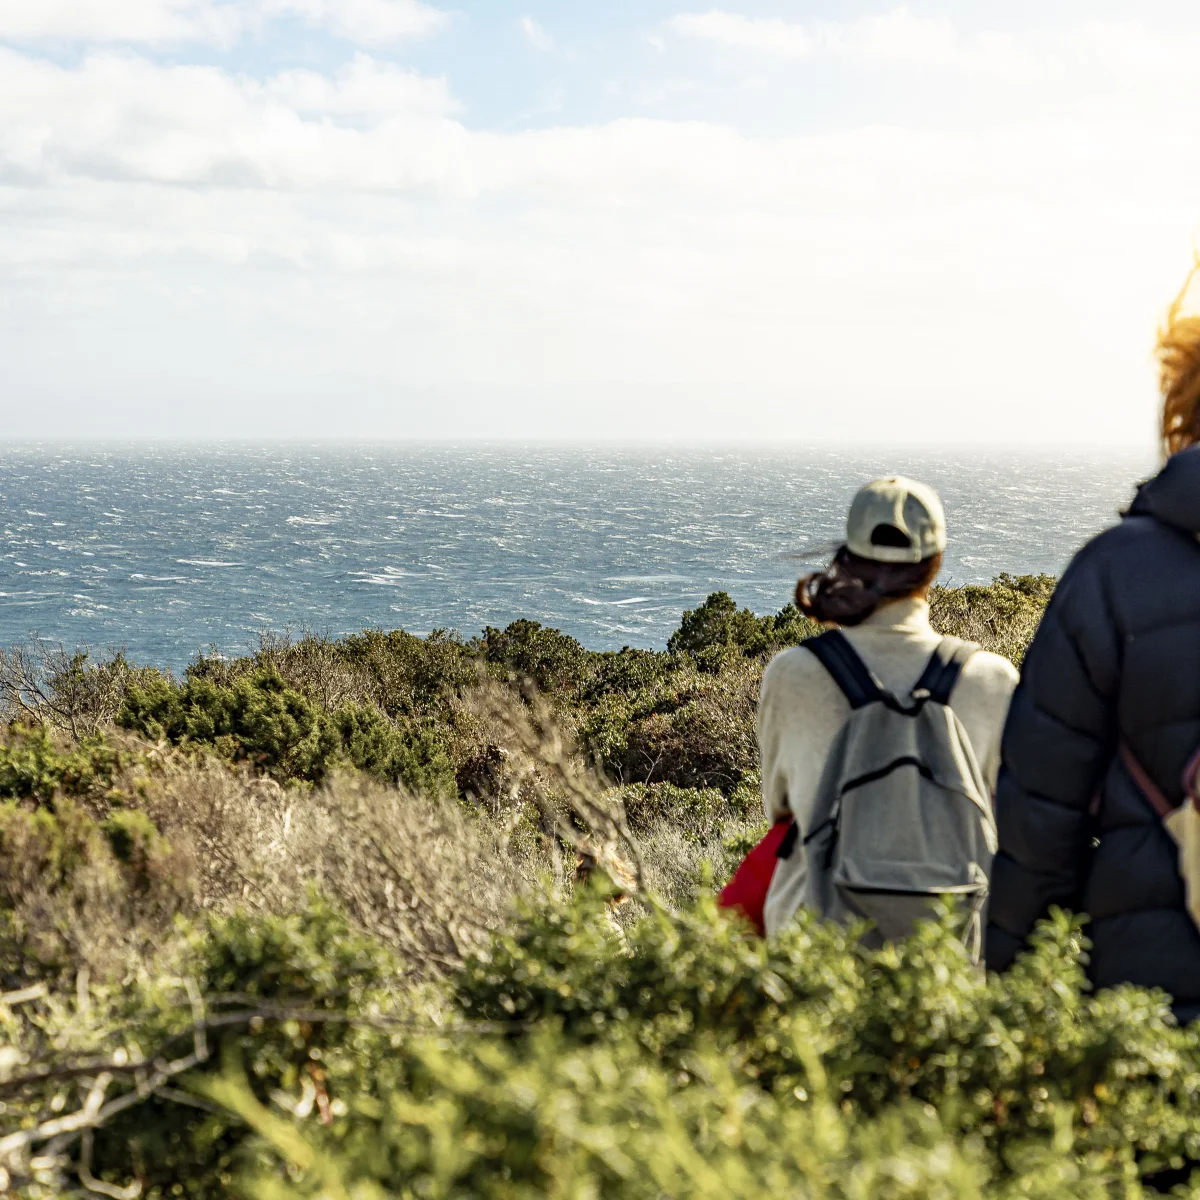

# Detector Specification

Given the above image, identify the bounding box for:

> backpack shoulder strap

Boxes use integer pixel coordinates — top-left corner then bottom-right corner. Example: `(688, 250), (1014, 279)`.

(912, 637), (978, 707)
(801, 630), (887, 710)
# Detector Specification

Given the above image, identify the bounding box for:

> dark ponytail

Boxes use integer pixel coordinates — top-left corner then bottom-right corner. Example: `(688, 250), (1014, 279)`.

(796, 546), (943, 627)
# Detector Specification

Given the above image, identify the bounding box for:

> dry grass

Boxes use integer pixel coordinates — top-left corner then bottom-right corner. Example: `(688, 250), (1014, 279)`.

(4, 674), (738, 990)
(135, 760), (556, 977)
(0, 676), (687, 993)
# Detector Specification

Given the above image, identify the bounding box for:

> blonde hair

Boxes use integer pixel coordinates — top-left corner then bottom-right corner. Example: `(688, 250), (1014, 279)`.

(1158, 257), (1200, 455)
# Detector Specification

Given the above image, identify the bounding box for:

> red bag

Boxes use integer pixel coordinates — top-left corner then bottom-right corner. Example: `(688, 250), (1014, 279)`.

(718, 818), (793, 936)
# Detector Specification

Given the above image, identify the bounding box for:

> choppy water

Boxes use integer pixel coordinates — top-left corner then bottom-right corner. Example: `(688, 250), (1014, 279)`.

(0, 443), (1154, 672)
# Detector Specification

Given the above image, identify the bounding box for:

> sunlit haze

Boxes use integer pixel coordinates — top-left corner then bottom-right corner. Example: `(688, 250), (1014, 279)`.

(2, 1), (1198, 446)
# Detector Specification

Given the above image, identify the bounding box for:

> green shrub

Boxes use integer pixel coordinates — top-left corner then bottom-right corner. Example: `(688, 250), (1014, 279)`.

(0, 797), (100, 897)
(87, 897), (396, 1198)
(119, 669), (337, 782)
(101, 808), (171, 890)
(0, 723), (128, 806)
(454, 884), (1200, 1184)
(223, 1029), (1052, 1200)
(619, 661), (760, 794)
(92, 884), (1184, 1198)
(930, 574), (1054, 665)
(338, 627), (476, 718)
(118, 670), (455, 792)
(330, 703), (456, 796)
(0, 796), (195, 981)
(583, 646), (677, 700)
(12, 878), (1200, 1197)
(478, 619), (590, 693)
(669, 592), (819, 658)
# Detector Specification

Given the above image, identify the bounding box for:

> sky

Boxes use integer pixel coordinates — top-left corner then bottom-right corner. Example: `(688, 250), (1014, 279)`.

(3, 1), (1200, 445)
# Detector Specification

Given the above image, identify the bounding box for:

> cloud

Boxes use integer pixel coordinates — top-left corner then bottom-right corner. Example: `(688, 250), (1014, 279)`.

(518, 15), (553, 53)
(667, 12), (814, 59)
(0, 0), (447, 46)
(265, 0), (448, 47)
(0, 50), (466, 190)
(666, 6), (1200, 81)
(0, 42), (1193, 444)
(0, 0), (243, 44)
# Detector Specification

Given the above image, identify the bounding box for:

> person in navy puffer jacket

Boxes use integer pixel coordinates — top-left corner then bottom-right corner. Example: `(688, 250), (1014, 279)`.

(988, 261), (1200, 1027)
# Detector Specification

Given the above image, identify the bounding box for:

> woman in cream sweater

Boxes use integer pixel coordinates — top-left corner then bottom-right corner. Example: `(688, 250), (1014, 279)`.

(757, 476), (1019, 937)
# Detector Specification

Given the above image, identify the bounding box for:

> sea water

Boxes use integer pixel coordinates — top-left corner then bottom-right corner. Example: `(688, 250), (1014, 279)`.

(0, 443), (1153, 672)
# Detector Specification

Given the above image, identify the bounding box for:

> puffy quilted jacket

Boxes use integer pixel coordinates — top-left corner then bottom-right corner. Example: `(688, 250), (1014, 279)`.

(986, 447), (1200, 1021)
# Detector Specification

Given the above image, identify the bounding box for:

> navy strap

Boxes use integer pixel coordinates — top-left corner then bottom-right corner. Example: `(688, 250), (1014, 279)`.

(804, 630), (978, 713)
(912, 637), (977, 707)
(801, 630), (887, 710)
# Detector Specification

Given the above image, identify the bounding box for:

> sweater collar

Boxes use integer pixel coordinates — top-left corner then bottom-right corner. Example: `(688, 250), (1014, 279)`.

(858, 595), (932, 632)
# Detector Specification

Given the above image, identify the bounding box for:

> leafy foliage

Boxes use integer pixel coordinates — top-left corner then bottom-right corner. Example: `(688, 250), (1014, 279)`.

(118, 669), (455, 793)
(30, 883), (1189, 1198)
(226, 1030), (1031, 1200)
(78, 898), (396, 1198)
(929, 574), (1054, 667)
(0, 723), (129, 806)
(668, 591), (819, 661)
(479, 619), (590, 693)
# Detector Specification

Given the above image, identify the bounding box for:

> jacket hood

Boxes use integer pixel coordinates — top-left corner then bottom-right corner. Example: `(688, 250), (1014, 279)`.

(1127, 446), (1200, 534)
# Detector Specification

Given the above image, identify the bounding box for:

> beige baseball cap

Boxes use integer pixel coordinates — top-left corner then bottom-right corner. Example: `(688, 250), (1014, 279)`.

(845, 476), (947, 564)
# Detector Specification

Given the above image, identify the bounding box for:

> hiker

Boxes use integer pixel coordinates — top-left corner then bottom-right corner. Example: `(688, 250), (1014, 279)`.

(987, 263), (1200, 1023)
(753, 477), (1019, 954)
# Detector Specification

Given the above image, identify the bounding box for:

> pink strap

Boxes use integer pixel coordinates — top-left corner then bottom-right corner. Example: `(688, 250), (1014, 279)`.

(1120, 742), (1176, 820)
(1184, 746), (1200, 810)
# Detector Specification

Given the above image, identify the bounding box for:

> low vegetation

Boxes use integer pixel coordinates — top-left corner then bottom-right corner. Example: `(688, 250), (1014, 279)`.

(12, 575), (1188, 1198)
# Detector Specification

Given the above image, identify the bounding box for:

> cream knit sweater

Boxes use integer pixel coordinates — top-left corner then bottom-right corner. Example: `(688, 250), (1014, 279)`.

(757, 596), (1019, 936)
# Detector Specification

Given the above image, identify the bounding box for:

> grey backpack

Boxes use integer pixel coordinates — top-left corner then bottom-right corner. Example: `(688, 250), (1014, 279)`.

(775, 630), (997, 961)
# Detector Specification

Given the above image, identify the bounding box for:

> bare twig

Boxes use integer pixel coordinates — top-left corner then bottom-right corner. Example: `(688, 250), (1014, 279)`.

(0, 1003), (529, 1099)
(0, 640), (137, 739)
(79, 1130), (141, 1200)
(466, 680), (643, 895)
(0, 983), (49, 1008)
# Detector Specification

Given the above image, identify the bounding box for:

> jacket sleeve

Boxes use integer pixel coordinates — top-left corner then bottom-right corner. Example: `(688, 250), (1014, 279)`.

(985, 551), (1122, 971)
(757, 655), (791, 823)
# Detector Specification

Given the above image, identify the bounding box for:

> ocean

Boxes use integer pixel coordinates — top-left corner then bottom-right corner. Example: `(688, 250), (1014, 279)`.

(0, 443), (1154, 672)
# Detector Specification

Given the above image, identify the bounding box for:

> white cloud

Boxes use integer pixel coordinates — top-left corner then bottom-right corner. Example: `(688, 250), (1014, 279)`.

(265, 0), (447, 47)
(262, 54), (457, 118)
(0, 43), (1194, 444)
(518, 15), (553, 53)
(667, 12), (814, 59)
(0, 0), (447, 45)
(667, 6), (1200, 81)
(0, 0), (242, 44)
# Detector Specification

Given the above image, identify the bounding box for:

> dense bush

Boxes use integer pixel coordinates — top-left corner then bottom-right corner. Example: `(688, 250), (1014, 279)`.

(929, 573), (1054, 666)
(329, 702), (456, 797)
(478, 619), (591, 693)
(620, 780), (745, 840)
(0, 795), (193, 979)
(24, 882), (1190, 1198)
(118, 669), (455, 794)
(0, 723), (130, 806)
(668, 591), (819, 660)
(618, 657), (762, 793)
(228, 1029), (1032, 1200)
(82, 898), (396, 1198)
